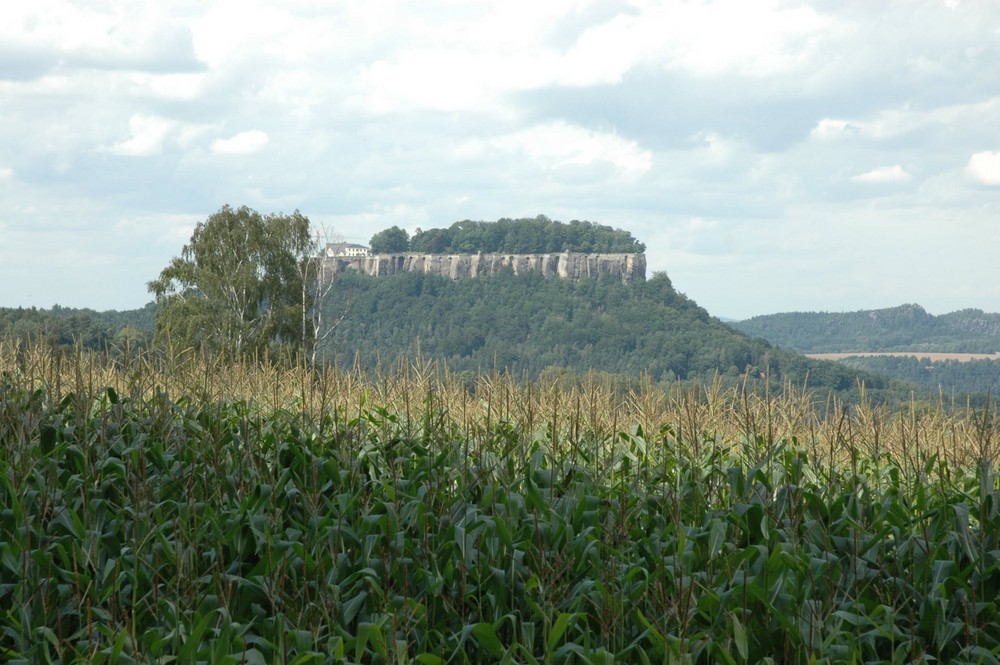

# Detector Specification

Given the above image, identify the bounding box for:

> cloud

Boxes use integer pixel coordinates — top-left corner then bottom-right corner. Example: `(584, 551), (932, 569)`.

(0, 1), (201, 78)
(652, 0), (833, 78)
(127, 72), (210, 101)
(966, 151), (1000, 185)
(810, 118), (862, 140)
(687, 131), (747, 168)
(355, 0), (838, 115)
(851, 165), (912, 184)
(809, 98), (1000, 147)
(457, 122), (652, 178)
(191, 0), (337, 68)
(107, 114), (175, 156)
(210, 130), (269, 155)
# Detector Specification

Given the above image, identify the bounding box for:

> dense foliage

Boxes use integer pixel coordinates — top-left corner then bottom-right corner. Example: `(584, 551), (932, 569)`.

(834, 355), (1000, 398)
(733, 304), (1000, 353)
(148, 205), (316, 360)
(319, 269), (888, 398)
(368, 225), (410, 253)
(2, 345), (1000, 663)
(0, 303), (155, 351)
(401, 216), (646, 254)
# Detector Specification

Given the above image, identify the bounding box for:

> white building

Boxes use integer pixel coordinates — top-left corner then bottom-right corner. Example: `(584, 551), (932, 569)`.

(325, 242), (370, 257)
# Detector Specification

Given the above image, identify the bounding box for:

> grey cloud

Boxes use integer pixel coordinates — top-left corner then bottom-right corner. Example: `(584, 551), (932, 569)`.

(0, 46), (57, 81)
(0, 30), (203, 82)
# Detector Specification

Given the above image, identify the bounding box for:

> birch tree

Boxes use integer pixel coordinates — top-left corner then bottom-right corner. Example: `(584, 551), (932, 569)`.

(295, 225), (351, 366)
(148, 205), (313, 360)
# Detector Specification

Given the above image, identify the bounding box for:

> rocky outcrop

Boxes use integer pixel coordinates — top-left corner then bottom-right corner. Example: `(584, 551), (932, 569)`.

(322, 252), (646, 284)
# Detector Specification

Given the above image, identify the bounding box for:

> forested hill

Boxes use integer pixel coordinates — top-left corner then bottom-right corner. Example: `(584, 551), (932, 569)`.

(731, 304), (1000, 353)
(317, 269), (892, 398)
(0, 302), (155, 350)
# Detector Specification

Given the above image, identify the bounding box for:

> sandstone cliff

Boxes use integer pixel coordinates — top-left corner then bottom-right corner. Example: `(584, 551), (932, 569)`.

(322, 252), (646, 284)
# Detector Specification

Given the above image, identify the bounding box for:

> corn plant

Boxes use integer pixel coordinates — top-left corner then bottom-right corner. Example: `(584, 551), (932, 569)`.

(1, 341), (999, 663)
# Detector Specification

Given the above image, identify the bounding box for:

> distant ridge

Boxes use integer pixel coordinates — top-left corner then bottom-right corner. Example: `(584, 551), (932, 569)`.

(731, 304), (1000, 354)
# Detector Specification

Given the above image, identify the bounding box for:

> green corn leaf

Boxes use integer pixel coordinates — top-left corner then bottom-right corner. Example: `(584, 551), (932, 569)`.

(178, 609), (217, 663)
(708, 517), (726, 560)
(471, 622), (504, 658)
(546, 612), (577, 653)
(732, 614), (748, 661)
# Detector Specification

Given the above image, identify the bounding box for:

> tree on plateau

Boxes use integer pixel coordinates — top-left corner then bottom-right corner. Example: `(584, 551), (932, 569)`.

(369, 225), (410, 253)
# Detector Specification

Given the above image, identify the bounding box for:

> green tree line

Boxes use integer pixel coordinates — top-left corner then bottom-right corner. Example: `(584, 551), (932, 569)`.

(0, 303), (155, 351)
(369, 215), (647, 254)
(833, 355), (1000, 399)
(733, 304), (1000, 353)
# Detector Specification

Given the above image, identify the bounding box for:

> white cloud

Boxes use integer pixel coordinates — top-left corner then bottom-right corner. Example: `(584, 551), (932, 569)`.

(549, 0), (835, 82)
(127, 72), (210, 101)
(192, 0), (334, 68)
(808, 99), (1000, 148)
(851, 165), (912, 184)
(457, 122), (652, 178)
(355, 0), (837, 114)
(653, 0), (833, 77)
(966, 151), (1000, 185)
(2, 2), (115, 54)
(211, 130), (269, 155)
(689, 131), (746, 167)
(810, 118), (862, 140)
(0, 167), (13, 179)
(1, 1), (199, 75)
(107, 114), (176, 156)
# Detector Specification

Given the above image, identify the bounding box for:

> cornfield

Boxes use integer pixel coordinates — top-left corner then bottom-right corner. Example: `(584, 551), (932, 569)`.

(1, 341), (999, 663)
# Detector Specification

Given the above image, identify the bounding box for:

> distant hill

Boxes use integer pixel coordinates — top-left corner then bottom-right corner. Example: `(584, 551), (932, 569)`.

(0, 303), (155, 351)
(730, 304), (1000, 399)
(731, 304), (1000, 354)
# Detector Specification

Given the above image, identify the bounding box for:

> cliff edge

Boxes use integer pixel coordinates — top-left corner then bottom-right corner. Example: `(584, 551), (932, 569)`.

(322, 251), (646, 284)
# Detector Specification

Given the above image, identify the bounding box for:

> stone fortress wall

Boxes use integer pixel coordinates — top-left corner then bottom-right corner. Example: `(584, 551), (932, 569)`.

(321, 251), (646, 284)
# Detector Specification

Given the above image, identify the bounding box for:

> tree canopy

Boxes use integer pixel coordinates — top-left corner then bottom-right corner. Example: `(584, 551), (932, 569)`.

(0, 303), (155, 352)
(369, 225), (410, 253)
(385, 216), (645, 254)
(147, 205), (315, 359)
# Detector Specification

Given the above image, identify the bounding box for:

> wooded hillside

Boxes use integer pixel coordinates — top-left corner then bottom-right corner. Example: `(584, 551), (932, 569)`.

(316, 269), (892, 398)
(732, 304), (1000, 353)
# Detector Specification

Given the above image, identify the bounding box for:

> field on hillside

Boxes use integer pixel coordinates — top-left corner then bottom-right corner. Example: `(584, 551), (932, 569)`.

(808, 352), (1000, 362)
(2, 341), (1000, 663)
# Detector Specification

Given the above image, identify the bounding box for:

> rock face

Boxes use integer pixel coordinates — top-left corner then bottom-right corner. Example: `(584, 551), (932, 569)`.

(322, 252), (646, 284)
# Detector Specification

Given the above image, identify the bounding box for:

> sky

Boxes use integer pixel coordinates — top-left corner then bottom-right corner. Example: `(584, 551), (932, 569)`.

(2, 0), (999, 320)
